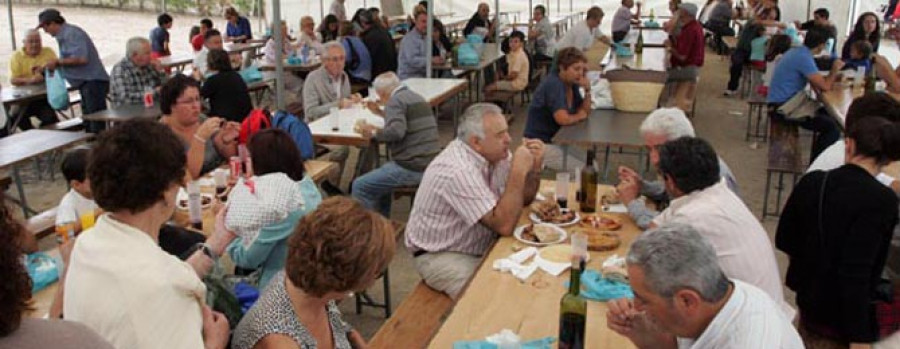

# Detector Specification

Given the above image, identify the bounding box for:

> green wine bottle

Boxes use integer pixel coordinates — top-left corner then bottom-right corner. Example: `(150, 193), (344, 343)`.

(580, 150), (598, 213)
(635, 28), (644, 54)
(864, 56), (877, 93)
(559, 259), (587, 349)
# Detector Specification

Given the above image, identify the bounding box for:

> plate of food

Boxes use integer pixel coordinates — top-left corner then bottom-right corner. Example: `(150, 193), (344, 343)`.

(583, 230), (622, 251)
(581, 214), (623, 231)
(514, 223), (568, 246)
(529, 200), (580, 227)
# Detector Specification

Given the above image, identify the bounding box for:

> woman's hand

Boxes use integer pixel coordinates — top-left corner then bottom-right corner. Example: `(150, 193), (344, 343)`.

(196, 117), (224, 142)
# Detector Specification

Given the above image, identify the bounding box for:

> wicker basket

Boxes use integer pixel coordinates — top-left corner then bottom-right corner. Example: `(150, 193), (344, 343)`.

(584, 41), (611, 71)
(604, 69), (668, 113)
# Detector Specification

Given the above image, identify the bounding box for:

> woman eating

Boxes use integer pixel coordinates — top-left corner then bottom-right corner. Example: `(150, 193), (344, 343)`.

(159, 74), (239, 178)
(232, 197), (395, 349)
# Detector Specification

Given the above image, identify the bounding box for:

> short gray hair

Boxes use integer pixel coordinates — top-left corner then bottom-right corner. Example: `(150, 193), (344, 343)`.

(639, 107), (696, 140)
(372, 72), (401, 94)
(627, 223), (730, 302)
(457, 103), (503, 142)
(126, 37), (149, 58)
(322, 41), (345, 58)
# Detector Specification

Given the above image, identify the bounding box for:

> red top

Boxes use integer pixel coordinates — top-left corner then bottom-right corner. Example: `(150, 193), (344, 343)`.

(671, 19), (705, 67)
(191, 34), (204, 52)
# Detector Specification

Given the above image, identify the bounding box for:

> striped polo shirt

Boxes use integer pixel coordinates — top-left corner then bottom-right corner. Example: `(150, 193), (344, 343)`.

(405, 139), (511, 256)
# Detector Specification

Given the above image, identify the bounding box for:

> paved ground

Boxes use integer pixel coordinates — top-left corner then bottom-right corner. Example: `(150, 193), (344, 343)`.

(3, 4), (806, 341)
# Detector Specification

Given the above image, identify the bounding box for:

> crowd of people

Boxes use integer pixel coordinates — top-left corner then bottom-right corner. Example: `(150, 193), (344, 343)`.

(5, 0), (900, 348)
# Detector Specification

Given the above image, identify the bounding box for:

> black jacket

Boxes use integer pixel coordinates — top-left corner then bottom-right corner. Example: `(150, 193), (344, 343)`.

(776, 164), (898, 342)
(361, 25), (398, 78)
(201, 71), (252, 123)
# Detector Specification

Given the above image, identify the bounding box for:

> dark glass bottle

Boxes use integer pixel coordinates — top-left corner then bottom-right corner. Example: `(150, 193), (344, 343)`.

(559, 259), (586, 349)
(580, 150), (598, 213)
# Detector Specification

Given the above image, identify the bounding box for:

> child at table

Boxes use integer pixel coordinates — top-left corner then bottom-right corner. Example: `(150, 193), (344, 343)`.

(842, 40), (874, 74)
(749, 26), (769, 70)
(56, 148), (98, 234)
(759, 34), (792, 97)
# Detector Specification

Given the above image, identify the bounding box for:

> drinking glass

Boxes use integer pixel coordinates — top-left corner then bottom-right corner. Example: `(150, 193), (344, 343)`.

(79, 211), (95, 231)
(556, 172), (570, 209)
(330, 107), (340, 131)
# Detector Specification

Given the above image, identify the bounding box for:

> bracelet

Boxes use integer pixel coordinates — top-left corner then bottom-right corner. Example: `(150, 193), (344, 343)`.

(193, 134), (207, 143)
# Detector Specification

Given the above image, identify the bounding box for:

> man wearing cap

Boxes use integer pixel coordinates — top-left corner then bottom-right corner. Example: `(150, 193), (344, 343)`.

(664, 3), (704, 113)
(37, 8), (109, 133)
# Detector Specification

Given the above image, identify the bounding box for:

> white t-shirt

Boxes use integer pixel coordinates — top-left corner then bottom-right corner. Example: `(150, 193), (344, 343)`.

(676, 280), (804, 349)
(193, 47), (209, 76)
(556, 21), (605, 51)
(56, 189), (98, 226)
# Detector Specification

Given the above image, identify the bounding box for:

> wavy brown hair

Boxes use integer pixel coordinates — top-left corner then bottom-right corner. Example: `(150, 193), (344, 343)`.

(0, 198), (33, 337)
(285, 197), (395, 297)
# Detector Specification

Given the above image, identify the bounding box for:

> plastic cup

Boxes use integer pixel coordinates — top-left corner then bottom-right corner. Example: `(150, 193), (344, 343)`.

(854, 66), (865, 86)
(55, 221), (74, 244)
(330, 107), (340, 131)
(79, 211), (95, 231)
(556, 172), (570, 208)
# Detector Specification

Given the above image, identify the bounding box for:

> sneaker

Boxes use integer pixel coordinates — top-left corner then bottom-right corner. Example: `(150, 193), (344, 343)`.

(723, 90), (737, 97)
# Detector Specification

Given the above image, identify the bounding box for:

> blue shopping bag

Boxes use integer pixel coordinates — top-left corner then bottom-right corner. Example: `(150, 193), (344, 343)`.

(45, 68), (69, 110)
(239, 66), (264, 84)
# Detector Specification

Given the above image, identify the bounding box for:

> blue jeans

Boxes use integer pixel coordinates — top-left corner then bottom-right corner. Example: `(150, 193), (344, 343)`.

(77, 80), (109, 133)
(351, 161), (424, 217)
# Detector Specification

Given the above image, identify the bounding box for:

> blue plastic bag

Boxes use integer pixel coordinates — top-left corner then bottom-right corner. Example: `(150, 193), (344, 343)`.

(239, 66), (263, 83)
(458, 43), (480, 66)
(563, 269), (634, 302)
(26, 252), (59, 293)
(466, 34), (484, 44)
(45, 68), (69, 110)
(453, 337), (555, 349)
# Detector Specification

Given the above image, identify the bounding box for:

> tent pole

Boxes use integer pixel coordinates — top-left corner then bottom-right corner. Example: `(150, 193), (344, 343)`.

(426, 0), (433, 78)
(320, 0), (324, 20)
(494, 0), (499, 44)
(273, 1), (285, 110)
(162, 0), (166, 14)
(8, 0), (16, 51)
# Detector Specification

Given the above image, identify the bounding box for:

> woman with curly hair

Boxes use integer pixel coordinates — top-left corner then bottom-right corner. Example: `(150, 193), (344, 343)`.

(232, 197), (395, 349)
(64, 120), (234, 349)
(0, 197), (112, 348)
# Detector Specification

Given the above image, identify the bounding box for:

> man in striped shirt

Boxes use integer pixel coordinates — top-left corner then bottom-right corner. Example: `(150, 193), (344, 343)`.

(405, 103), (544, 299)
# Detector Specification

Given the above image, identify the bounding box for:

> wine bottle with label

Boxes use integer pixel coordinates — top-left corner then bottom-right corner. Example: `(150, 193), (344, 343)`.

(580, 150), (598, 213)
(559, 258), (587, 349)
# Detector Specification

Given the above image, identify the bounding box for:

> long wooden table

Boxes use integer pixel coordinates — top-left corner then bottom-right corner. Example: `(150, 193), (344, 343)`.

(433, 43), (504, 102)
(0, 130), (94, 217)
(553, 109), (649, 177)
(603, 47), (668, 72)
(818, 82), (900, 127)
(620, 29), (668, 48)
(27, 159), (337, 318)
(428, 182), (638, 348)
(81, 103), (162, 124)
(402, 78), (469, 131)
(158, 53), (194, 71)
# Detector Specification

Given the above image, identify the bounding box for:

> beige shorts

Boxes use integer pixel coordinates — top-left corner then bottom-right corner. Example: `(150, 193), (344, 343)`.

(413, 251), (482, 300)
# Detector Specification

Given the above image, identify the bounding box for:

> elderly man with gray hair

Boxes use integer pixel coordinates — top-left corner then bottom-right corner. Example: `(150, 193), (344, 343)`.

(302, 41), (361, 121)
(8, 28), (59, 131)
(617, 108), (738, 229)
(350, 72), (441, 217)
(405, 103), (544, 299)
(108, 36), (166, 106)
(607, 223), (803, 348)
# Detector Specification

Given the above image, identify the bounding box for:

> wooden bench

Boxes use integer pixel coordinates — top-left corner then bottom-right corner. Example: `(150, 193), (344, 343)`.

(745, 97), (768, 142)
(25, 207), (58, 239)
(484, 90), (518, 114)
(369, 281), (454, 348)
(762, 118), (804, 218)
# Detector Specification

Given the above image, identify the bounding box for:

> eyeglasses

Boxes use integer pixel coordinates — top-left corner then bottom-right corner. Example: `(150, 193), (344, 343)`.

(176, 97), (202, 105)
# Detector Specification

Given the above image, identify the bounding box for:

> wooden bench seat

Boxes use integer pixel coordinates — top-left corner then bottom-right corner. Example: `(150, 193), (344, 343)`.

(26, 207), (58, 239)
(369, 281), (453, 348)
(762, 118), (804, 218)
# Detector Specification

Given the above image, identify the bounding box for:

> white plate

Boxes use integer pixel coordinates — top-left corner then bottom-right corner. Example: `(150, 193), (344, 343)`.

(529, 209), (581, 227)
(513, 223), (568, 247)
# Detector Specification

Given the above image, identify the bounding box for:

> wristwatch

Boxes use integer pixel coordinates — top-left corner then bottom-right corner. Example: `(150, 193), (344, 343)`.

(190, 242), (219, 260)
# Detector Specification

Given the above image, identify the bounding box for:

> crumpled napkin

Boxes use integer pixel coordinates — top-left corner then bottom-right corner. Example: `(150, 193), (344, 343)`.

(453, 329), (556, 349)
(563, 269), (634, 302)
(493, 247), (539, 281)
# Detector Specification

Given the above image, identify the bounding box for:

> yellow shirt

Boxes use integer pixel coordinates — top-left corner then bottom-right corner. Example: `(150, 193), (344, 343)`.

(9, 47), (57, 80)
(507, 49), (529, 91)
